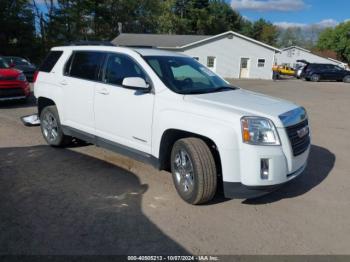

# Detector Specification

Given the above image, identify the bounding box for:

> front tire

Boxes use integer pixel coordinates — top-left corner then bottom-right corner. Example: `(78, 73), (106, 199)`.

(40, 105), (71, 147)
(343, 75), (350, 83)
(171, 138), (217, 205)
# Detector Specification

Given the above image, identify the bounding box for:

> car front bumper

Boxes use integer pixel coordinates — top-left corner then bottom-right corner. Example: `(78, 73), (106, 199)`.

(0, 81), (30, 101)
(223, 162), (307, 199)
(221, 138), (310, 199)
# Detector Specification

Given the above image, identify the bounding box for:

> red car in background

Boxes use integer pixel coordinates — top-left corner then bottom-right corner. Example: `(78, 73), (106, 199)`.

(0, 56), (30, 101)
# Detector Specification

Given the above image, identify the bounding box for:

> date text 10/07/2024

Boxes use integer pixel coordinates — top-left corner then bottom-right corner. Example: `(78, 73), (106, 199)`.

(127, 256), (220, 261)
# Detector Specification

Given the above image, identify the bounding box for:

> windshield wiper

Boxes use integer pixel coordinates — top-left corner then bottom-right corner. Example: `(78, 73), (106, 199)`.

(182, 86), (237, 95)
(208, 86), (237, 93)
(183, 90), (208, 94)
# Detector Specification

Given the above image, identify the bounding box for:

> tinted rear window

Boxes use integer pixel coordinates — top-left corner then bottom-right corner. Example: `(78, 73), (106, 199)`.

(0, 57), (9, 69)
(39, 51), (63, 72)
(69, 51), (105, 81)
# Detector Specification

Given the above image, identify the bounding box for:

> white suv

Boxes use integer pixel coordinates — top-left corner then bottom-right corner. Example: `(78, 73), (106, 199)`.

(34, 44), (310, 204)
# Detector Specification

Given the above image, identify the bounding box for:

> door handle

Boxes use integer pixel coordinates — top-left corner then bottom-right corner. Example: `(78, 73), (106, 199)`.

(59, 80), (68, 86)
(98, 88), (109, 95)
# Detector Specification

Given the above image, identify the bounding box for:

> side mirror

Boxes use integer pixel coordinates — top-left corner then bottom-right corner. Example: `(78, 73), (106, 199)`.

(122, 77), (150, 91)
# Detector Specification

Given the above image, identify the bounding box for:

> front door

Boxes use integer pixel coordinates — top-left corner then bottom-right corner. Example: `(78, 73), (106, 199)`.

(329, 65), (344, 81)
(94, 52), (154, 154)
(239, 58), (250, 78)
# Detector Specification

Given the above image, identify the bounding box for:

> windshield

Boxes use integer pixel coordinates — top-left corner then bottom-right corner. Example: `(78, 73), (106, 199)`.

(143, 56), (236, 94)
(0, 58), (9, 69)
(11, 57), (31, 66)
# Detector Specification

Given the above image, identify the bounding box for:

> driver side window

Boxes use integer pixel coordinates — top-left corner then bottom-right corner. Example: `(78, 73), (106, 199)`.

(104, 53), (146, 86)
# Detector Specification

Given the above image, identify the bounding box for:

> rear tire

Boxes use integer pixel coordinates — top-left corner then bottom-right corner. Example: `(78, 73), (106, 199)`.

(170, 137), (217, 205)
(310, 74), (320, 82)
(343, 75), (350, 83)
(40, 105), (71, 147)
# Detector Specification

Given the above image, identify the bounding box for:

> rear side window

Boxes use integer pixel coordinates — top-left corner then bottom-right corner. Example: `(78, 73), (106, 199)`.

(39, 51), (63, 72)
(309, 64), (319, 70)
(69, 51), (105, 81)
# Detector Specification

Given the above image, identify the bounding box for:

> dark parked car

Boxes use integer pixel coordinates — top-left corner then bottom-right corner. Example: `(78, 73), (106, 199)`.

(301, 63), (350, 82)
(4, 56), (36, 82)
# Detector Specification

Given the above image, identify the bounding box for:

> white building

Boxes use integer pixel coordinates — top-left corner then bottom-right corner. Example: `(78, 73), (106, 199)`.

(112, 31), (281, 80)
(276, 46), (347, 68)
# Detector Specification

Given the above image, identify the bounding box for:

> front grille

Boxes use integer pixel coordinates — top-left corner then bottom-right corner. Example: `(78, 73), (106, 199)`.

(0, 76), (17, 81)
(0, 88), (24, 98)
(286, 119), (310, 156)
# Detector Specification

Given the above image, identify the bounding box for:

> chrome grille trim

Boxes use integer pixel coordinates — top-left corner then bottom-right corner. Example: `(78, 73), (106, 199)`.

(285, 119), (310, 156)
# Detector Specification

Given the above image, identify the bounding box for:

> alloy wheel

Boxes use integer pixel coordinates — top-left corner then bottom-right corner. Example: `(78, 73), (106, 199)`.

(173, 149), (195, 195)
(41, 112), (59, 142)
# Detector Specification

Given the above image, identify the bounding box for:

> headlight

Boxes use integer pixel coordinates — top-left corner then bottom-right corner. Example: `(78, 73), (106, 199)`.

(17, 73), (26, 81)
(241, 116), (280, 145)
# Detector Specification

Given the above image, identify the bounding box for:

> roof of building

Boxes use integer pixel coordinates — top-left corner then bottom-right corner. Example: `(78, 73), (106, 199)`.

(282, 45), (347, 64)
(112, 33), (211, 48)
(282, 46), (311, 53)
(133, 48), (187, 57)
(112, 31), (281, 52)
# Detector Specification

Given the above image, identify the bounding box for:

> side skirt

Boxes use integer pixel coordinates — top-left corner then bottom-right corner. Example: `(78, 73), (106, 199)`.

(61, 125), (160, 169)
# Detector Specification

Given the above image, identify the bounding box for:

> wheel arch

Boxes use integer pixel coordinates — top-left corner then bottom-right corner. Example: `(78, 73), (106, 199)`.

(37, 97), (56, 116)
(158, 129), (222, 179)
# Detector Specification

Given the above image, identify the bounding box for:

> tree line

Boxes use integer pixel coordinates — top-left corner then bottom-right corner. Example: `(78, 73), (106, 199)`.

(0, 0), (349, 65)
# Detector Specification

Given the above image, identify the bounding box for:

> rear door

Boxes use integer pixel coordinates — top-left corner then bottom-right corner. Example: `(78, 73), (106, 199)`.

(61, 51), (105, 134)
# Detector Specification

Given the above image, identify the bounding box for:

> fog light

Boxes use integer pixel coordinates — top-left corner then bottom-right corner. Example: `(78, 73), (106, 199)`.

(261, 159), (269, 180)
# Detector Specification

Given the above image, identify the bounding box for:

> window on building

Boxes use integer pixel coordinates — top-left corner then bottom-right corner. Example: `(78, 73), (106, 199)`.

(207, 56), (216, 68)
(257, 59), (265, 68)
(241, 58), (249, 69)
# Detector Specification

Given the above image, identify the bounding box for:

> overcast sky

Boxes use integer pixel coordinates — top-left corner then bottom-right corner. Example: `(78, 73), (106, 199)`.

(230, 0), (350, 28)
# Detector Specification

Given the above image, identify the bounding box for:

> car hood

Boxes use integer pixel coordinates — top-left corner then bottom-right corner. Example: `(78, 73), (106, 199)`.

(184, 89), (299, 127)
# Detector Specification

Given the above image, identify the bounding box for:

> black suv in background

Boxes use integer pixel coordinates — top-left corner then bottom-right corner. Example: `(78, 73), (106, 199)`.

(301, 63), (350, 83)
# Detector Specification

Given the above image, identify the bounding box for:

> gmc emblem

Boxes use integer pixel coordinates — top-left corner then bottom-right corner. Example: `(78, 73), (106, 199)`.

(297, 126), (309, 138)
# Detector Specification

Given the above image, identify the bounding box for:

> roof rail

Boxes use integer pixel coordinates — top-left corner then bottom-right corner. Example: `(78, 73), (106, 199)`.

(65, 41), (115, 46)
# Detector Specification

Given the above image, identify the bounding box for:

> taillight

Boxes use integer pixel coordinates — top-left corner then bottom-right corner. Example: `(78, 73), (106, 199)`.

(33, 71), (39, 83)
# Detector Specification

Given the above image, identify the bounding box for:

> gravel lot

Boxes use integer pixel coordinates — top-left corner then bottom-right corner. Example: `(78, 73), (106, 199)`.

(0, 79), (349, 255)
